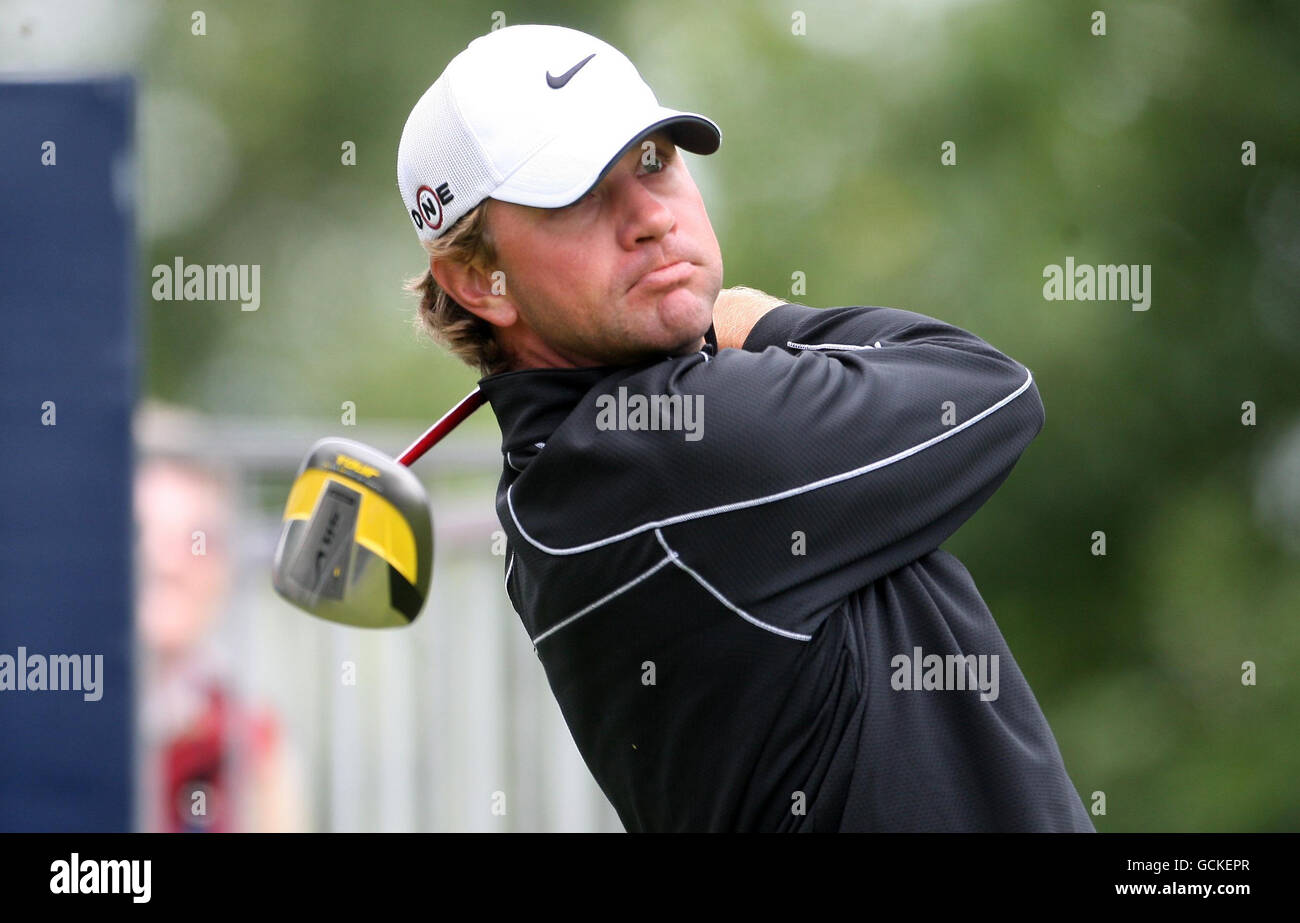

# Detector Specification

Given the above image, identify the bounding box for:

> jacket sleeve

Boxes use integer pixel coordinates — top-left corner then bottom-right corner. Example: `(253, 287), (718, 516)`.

(638, 301), (1046, 640)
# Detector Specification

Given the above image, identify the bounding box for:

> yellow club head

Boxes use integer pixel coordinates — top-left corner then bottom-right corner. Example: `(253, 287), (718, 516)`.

(272, 438), (433, 627)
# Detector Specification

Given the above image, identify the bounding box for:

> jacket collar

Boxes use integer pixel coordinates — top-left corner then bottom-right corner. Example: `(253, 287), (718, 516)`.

(477, 323), (719, 456)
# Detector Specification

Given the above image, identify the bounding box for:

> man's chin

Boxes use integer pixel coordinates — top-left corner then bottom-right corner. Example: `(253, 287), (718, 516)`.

(649, 319), (709, 359)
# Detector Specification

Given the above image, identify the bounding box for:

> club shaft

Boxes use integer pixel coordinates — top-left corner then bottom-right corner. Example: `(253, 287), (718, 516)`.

(397, 388), (487, 467)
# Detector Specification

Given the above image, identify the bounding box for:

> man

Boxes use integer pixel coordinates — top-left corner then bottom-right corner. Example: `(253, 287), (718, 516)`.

(133, 416), (306, 832)
(397, 24), (1094, 832)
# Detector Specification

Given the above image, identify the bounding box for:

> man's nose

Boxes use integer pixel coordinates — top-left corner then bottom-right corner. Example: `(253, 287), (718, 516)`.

(613, 173), (675, 249)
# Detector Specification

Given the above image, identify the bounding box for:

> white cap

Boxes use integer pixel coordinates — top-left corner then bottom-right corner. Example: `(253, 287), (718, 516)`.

(396, 24), (721, 243)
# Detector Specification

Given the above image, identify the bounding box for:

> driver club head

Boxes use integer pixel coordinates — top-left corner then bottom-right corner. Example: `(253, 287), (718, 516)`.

(272, 437), (433, 628)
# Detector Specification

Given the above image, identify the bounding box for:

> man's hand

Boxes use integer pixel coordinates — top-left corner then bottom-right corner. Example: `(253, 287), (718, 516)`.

(712, 286), (786, 351)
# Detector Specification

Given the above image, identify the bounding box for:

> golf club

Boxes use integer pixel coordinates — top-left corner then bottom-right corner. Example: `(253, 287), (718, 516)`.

(271, 388), (487, 627)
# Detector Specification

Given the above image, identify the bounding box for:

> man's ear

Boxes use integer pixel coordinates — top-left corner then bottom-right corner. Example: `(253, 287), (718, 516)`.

(429, 255), (519, 329)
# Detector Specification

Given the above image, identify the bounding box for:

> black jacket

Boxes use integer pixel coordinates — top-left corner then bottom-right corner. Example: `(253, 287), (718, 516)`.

(477, 301), (1094, 832)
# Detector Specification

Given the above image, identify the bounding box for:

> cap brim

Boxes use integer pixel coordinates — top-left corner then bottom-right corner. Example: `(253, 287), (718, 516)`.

(490, 106), (721, 209)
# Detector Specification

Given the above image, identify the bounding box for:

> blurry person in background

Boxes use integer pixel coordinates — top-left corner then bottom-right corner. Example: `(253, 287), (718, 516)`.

(134, 404), (306, 831)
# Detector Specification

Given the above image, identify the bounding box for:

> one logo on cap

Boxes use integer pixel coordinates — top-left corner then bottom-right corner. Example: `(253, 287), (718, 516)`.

(546, 53), (595, 89)
(411, 182), (455, 232)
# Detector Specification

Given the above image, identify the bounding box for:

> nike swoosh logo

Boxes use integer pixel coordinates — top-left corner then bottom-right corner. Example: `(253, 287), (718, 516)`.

(547, 53), (595, 89)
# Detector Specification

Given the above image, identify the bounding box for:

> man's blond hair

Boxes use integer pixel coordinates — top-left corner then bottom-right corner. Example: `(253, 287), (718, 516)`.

(403, 200), (509, 377)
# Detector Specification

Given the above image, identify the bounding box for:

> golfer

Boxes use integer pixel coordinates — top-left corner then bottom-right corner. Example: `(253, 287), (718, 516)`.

(397, 24), (1094, 832)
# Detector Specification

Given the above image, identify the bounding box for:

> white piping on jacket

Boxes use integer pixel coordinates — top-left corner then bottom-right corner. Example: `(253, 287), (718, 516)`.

(507, 368), (1036, 555)
(787, 340), (882, 350)
(530, 553), (675, 646)
(655, 529), (811, 641)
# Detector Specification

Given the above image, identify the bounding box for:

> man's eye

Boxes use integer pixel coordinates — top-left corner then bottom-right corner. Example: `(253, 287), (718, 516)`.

(640, 148), (673, 175)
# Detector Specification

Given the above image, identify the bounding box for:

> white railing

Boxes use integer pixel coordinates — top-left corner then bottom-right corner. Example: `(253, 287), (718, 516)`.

(133, 411), (623, 832)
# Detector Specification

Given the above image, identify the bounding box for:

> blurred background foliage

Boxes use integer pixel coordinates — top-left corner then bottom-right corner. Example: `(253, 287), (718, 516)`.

(6, 0), (1297, 830)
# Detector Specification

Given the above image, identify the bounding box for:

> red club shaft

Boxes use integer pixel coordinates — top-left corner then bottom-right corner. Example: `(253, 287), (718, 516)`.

(396, 387), (488, 467)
